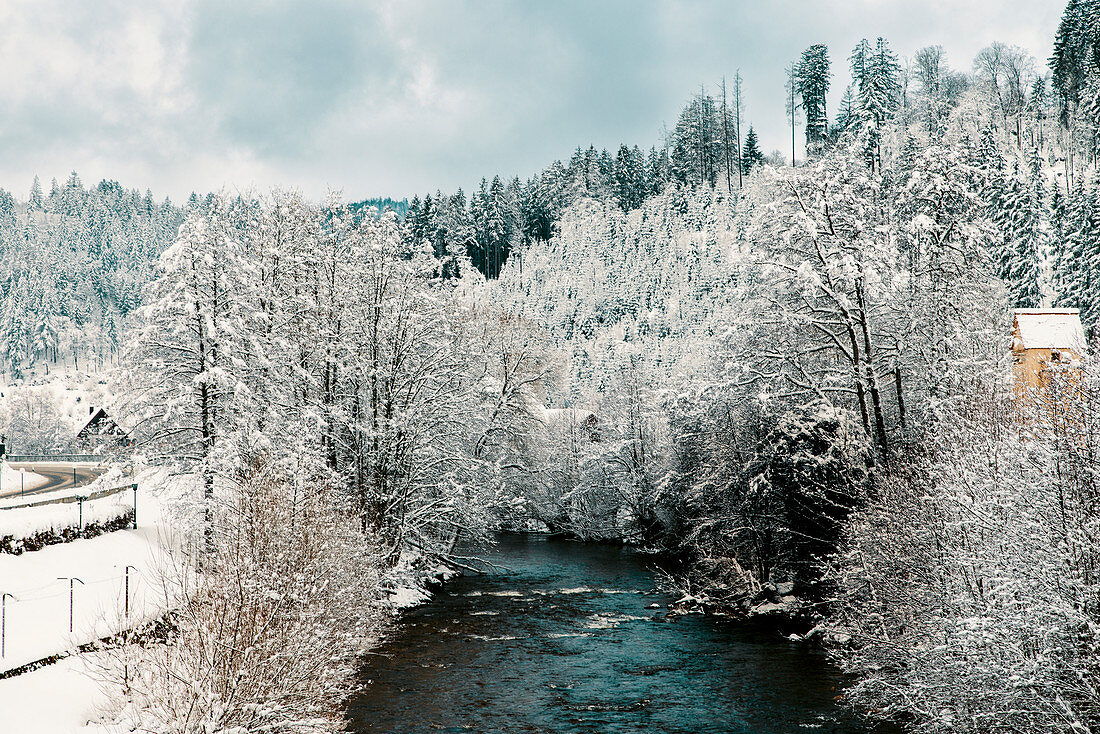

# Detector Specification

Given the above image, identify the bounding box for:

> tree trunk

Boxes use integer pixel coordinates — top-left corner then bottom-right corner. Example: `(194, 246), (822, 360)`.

(894, 362), (907, 433)
(855, 279), (890, 460)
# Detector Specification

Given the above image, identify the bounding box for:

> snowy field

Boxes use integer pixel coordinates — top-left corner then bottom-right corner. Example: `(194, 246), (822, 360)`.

(0, 470), (175, 733)
(0, 494), (170, 673)
(0, 655), (113, 733)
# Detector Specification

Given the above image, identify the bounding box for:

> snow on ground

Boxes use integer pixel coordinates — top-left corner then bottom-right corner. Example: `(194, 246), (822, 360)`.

(0, 464), (448, 731)
(0, 489), (171, 674)
(0, 466), (178, 733)
(0, 490), (132, 541)
(0, 654), (114, 733)
(0, 461), (47, 495)
(384, 551), (459, 611)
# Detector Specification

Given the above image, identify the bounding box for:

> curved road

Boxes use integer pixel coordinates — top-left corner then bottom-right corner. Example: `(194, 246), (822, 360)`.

(0, 463), (105, 501)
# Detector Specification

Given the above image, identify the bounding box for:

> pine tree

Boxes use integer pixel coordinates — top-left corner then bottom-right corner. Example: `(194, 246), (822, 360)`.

(670, 92), (723, 187)
(995, 150), (1048, 308)
(1061, 173), (1100, 328)
(741, 127), (766, 176)
(834, 85), (858, 135)
(796, 44), (831, 155)
(849, 37), (902, 170)
(646, 146), (671, 193)
(1049, 0), (1100, 124)
(613, 144), (648, 211)
(28, 176), (43, 210)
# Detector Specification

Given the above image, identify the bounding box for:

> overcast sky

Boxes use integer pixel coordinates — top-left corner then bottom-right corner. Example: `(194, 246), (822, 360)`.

(0, 0), (1064, 202)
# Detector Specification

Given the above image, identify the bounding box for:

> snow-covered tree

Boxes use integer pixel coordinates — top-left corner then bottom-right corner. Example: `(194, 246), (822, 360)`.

(796, 44), (831, 154)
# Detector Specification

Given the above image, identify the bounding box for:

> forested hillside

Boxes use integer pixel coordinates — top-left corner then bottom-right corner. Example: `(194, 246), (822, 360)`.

(0, 174), (183, 376)
(4, 1), (1100, 731)
(469, 3), (1100, 731)
(0, 185), (411, 382)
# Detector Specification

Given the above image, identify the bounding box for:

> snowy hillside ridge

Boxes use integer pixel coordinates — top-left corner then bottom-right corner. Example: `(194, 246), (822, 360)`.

(0, 176), (183, 381)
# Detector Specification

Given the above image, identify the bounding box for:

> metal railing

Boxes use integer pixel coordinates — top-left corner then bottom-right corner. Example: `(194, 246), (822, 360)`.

(4, 454), (107, 463)
(0, 483), (137, 512)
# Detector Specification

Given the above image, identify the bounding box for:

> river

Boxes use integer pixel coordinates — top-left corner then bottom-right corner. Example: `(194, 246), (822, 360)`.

(347, 533), (891, 733)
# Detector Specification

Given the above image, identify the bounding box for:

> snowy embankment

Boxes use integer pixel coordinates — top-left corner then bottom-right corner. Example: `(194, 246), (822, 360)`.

(383, 550), (461, 611)
(0, 491), (132, 548)
(0, 491), (170, 674)
(0, 462), (48, 496)
(0, 468), (174, 733)
(0, 468), (448, 732)
(0, 467), (134, 554)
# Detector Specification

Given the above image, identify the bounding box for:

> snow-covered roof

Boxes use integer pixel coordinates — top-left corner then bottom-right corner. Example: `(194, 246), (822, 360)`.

(76, 407), (127, 438)
(1013, 309), (1086, 353)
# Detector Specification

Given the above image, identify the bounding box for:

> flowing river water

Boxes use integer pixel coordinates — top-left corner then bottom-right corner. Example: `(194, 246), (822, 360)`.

(347, 533), (891, 733)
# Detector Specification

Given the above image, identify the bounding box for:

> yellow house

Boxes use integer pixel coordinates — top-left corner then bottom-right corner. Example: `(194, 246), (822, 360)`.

(1012, 308), (1086, 415)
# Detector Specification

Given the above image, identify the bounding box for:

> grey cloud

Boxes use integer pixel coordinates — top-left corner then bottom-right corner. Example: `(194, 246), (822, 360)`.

(0, 1), (1066, 201)
(186, 0), (401, 155)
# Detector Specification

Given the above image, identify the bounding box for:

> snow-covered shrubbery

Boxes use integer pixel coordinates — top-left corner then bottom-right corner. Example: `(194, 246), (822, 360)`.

(827, 366), (1100, 733)
(684, 401), (871, 608)
(98, 461), (384, 733)
(0, 492), (134, 554)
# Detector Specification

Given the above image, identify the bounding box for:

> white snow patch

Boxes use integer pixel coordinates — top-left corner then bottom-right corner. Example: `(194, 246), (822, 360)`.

(581, 613), (648, 629)
(385, 584), (432, 610)
(0, 654), (113, 733)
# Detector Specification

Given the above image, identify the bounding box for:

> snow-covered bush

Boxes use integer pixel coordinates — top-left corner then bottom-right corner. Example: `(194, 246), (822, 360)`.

(100, 460), (384, 734)
(683, 401), (871, 606)
(827, 367), (1100, 733)
(0, 385), (77, 454)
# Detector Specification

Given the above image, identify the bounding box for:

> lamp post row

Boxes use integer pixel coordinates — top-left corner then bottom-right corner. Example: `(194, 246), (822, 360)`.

(0, 483), (140, 661)
(1, 566), (140, 660)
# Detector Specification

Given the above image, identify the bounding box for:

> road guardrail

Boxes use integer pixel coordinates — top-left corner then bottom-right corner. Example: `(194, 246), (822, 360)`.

(4, 455), (107, 463)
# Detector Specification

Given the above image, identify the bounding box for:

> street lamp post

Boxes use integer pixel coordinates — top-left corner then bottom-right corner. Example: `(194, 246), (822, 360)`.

(56, 577), (85, 634)
(1, 593), (15, 658)
(123, 565), (138, 619)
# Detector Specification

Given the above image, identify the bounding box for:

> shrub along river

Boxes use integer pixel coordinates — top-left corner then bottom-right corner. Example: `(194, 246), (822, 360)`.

(348, 533), (893, 733)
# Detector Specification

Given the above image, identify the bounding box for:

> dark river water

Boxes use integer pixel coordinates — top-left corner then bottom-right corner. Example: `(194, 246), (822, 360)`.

(347, 533), (888, 734)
